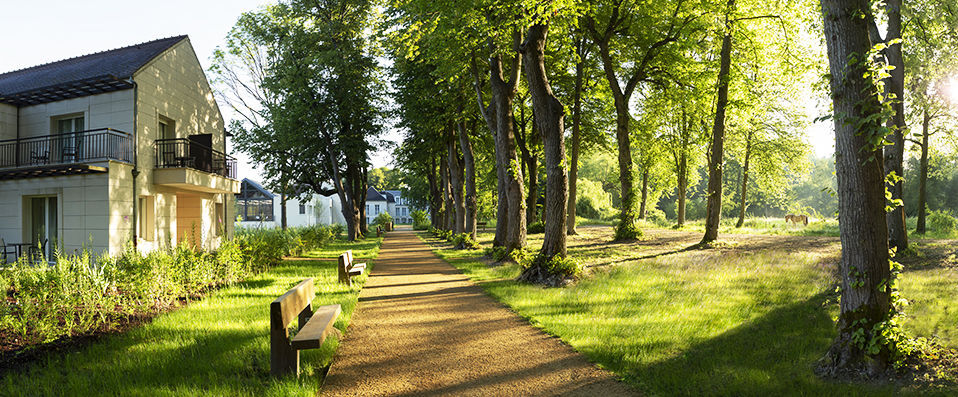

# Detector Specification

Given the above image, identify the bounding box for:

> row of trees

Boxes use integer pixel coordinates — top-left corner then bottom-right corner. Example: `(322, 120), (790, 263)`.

(387, 0), (817, 282)
(211, 0), (958, 380)
(386, 0), (958, 379)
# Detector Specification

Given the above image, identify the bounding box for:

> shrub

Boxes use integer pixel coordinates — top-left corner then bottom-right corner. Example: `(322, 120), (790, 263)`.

(1, 224), (344, 348)
(576, 179), (616, 220)
(452, 233), (480, 250)
(373, 212), (393, 228)
(484, 246), (510, 262)
(928, 210), (957, 236)
(644, 207), (669, 227)
(527, 221), (545, 234)
(412, 210), (430, 230)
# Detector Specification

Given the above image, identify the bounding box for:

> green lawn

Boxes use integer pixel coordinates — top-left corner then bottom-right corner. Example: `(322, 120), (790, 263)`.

(423, 229), (957, 395)
(0, 237), (381, 397)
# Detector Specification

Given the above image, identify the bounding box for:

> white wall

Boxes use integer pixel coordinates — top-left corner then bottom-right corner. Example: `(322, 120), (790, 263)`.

(236, 193), (346, 229)
(0, 172), (111, 256)
(0, 103), (16, 140)
(17, 90), (134, 138)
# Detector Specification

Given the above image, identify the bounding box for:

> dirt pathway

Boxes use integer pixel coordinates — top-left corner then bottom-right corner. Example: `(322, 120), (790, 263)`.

(321, 229), (635, 396)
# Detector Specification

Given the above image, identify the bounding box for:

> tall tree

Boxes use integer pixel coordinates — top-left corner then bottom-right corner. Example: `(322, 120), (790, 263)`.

(518, 20), (570, 284)
(585, 0), (697, 240)
(817, 0), (898, 374)
(868, 0), (909, 251)
(701, 0), (735, 244)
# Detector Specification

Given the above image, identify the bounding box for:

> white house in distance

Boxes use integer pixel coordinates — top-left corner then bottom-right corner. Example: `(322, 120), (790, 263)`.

(0, 36), (239, 260)
(365, 187), (416, 224)
(235, 178), (346, 228)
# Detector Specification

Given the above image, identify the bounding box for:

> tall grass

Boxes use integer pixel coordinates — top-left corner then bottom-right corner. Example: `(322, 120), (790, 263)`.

(423, 231), (958, 395)
(1, 224), (343, 351)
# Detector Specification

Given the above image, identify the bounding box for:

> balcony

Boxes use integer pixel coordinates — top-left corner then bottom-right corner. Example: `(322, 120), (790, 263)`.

(153, 138), (239, 194)
(0, 128), (132, 180)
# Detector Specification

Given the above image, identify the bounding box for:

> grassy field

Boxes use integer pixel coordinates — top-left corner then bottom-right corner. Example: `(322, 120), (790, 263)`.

(0, 237), (382, 397)
(424, 227), (957, 395)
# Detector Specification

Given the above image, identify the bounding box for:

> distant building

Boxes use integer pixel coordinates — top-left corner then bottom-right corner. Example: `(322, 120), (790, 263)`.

(235, 178), (345, 228)
(365, 187), (421, 224)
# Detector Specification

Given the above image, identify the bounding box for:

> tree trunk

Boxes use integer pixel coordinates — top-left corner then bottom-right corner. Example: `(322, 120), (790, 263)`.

(594, 38), (638, 240)
(818, 0), (894, 375)
(639, 170), (649, 219)
(488, 49), (526, 252)
(736, 132), (752, 228)
(458, 121), (478, 239)
(516, 105), (539, 227)
(328, 150), (359, 241)
(677, 149), (687, 227)
(280, 192), (288, 230)
(439, 150), (450, 230)
(567, 38), (584, 235)
(447, 124), (465, 233)
(356, 165), (368, 236)
(519, 23), (568, 284)
(883, 0), (908, 252)
(916, 109), (930, 234)
(702, 2), (734, 245)
(427, 155), (442, 229)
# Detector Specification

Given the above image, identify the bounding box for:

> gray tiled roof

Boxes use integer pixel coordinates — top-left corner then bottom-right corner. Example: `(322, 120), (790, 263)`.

(0, 35), (187, 104)
(366, 187), (388, 202)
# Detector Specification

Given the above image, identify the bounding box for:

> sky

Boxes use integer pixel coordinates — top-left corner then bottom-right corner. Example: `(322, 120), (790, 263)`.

(0, 0), (833, 185)
(0, 0), (400, 184)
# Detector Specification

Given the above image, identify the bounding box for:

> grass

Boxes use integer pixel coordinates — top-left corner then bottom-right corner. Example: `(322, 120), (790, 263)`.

(422, 228), (958, 395)
(0, 237), (382, 397)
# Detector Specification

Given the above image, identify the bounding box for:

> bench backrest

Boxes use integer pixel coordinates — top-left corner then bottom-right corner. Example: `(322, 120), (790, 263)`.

(345, 250), (353, 266)
(270, 278), (315, 329)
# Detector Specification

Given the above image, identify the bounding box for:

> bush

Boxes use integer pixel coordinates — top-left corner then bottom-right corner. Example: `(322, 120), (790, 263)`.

(373, 212), (393, 228)
(576, 179), (617, 220)
(452, 233), (480, 250)
(412, 210), (430, 230)
(928, 210), (957, 235)
(527, 221), (545, 234)
(1, 224), (343, 348)
(644, 207), (669, 227)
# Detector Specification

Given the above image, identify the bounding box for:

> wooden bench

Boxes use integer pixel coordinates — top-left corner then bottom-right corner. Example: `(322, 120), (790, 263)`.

(476, 221), (488, 229)
(270, 278), (341, 377)
(338, 250), (367, 285)
(376, 226), (383, 237)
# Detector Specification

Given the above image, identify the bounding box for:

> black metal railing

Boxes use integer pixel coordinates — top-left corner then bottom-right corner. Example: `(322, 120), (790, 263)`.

(0, 128), (133, 169)
(154, 138), (237, 179)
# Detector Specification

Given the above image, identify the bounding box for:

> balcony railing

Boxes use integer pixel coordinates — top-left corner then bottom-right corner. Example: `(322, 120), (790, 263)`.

(0, 128), (133, 170)
(154, 138), (237, 179)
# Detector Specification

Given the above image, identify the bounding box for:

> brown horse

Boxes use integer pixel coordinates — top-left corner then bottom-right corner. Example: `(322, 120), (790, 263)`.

(785, 214), (808, 226)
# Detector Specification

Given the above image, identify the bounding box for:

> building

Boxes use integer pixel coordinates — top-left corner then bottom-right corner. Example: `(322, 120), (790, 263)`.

(364, 187), (418, 225)
(365, 187), (389, 225)
(0, 36), (239, 259)
(235, 178), (345, 228)
(383, 190), (413, 224)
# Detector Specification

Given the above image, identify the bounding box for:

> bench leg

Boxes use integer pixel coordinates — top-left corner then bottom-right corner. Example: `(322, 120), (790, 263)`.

(271, 329), (300, 377)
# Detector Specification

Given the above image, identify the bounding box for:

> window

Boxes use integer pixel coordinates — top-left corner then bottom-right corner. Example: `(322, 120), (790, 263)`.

(374, 204), (380, 214)
(366, 205), (369, 213)
(214, 202), (225, 236)
(56, 115), (84, 134)
(139, 196), (155, 241)
(402, 207), (407, 216)
(299, 203), (306, 214)
(158, 117), (175, 140)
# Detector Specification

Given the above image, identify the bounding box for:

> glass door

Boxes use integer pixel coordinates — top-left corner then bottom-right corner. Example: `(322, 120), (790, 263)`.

(30, 197), (57, 260)
(57, 116), (84, 162)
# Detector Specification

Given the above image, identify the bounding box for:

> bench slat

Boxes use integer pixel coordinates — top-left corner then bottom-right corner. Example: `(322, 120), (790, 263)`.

(271, 278), (315, 328)
(291, 304), (342, 350)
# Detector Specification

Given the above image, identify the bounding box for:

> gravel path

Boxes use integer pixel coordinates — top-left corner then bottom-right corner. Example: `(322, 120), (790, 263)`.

(321, 229), (636, 396)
